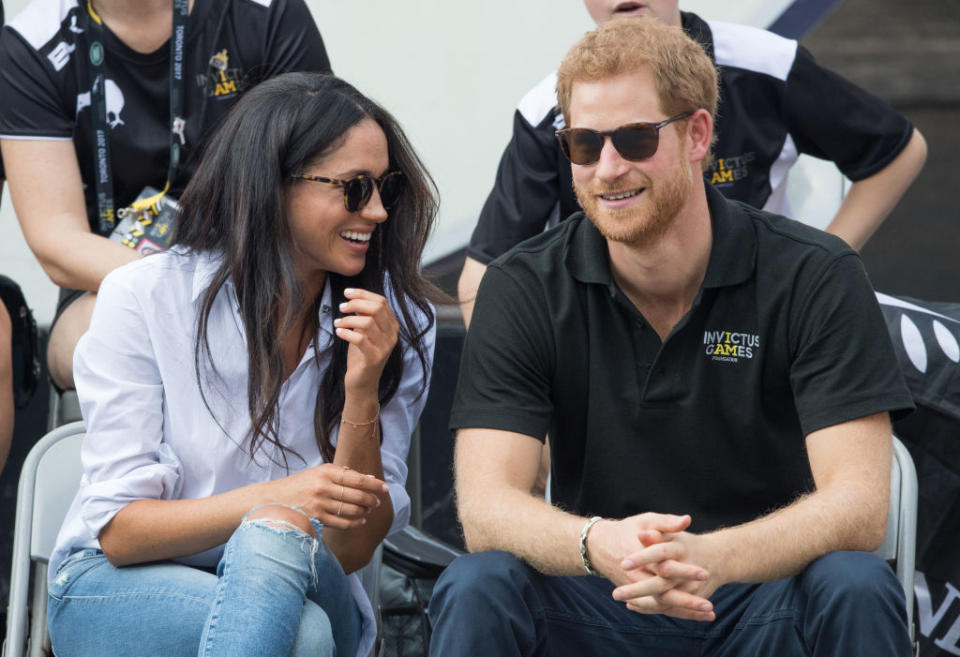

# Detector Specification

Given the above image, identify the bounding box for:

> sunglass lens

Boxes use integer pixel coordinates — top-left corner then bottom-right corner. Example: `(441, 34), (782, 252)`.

(344, 177), (374, 212)
(563, 130), (604, 165)
(613, 124), (658, 161)
(378, 172), (405, 209)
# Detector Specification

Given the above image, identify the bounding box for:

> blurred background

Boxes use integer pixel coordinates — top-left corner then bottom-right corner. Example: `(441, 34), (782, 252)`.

(4, 0), (956, 325)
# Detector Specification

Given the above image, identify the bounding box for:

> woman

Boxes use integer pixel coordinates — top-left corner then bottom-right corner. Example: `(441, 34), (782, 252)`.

(0, 0), (331, 390)
(45, 72), (437, 657)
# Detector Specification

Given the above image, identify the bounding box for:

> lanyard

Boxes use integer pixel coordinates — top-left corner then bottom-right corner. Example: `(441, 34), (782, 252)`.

(85, 0), (190, 234)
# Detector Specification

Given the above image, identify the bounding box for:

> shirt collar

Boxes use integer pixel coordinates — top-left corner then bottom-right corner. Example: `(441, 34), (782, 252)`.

(191, 249), (223, 303)
(565, 185), (756, 292)
(681, 12), (716, 64)
(700, 184), (757, 288)
(190, 248), (336, 335)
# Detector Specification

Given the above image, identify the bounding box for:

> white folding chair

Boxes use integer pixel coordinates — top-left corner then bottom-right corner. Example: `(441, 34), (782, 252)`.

(3, 421), (85, 657)
(876, 435), (919, 642)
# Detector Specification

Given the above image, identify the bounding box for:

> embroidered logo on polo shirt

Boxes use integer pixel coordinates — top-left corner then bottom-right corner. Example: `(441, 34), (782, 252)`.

(708, 153), (755, 187)
(704, 329), (759, 363)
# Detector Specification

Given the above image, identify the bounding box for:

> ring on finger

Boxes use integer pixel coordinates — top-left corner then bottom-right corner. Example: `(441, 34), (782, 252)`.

(337, 500), (344, 516)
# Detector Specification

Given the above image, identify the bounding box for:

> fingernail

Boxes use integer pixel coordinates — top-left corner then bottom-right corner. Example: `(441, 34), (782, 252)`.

(382, 484), (390, 493)
(700, 603), (712, 611)
(339, 302), (348, 311)
(375, 498), (381, 507)
(697, 571), (708, 580)
(345, 288), (355, 295)
(335, 328), (345, 335)
(361, 518), (367, 525)
(612, 589), (624, 601)
(621, 559), (634, 569)
(333, 318), (341, 326)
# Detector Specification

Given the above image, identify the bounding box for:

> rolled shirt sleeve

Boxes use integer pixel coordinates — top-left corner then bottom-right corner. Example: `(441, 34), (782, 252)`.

(73, 269), (183, 539)
(377, 296), (435, 535)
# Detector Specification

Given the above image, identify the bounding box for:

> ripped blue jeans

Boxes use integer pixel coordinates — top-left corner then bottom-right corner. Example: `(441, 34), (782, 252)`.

(47, 511), (362, 657)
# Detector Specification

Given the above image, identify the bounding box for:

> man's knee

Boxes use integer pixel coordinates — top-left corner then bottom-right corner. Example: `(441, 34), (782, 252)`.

(431, 550), (536, 622)
(801, 551), (905, 611)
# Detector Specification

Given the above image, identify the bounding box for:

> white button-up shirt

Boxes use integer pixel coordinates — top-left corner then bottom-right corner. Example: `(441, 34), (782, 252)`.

(50, 248), (435, 657)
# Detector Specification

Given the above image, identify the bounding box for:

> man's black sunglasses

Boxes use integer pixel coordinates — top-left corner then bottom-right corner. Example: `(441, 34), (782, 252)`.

(555, 111), (694, 165)
(291, 170), (406, 213)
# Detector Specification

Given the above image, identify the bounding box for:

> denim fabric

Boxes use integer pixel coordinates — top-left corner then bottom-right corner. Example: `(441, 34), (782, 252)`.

(428, 550), (912, 657)
(48, 518), (362, 657)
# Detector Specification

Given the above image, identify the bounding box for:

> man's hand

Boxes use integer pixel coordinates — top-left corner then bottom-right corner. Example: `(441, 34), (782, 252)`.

(613, 529), (726, 621)
(587, 513), (716, 621)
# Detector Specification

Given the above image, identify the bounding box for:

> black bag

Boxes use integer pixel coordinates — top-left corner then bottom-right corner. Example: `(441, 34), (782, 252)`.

(0, 275), (40, 409)
(379, 526), (463, 657)
(877, 293), (960, 656)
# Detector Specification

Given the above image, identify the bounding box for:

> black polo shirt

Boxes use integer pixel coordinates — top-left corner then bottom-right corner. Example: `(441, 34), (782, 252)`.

(451, 186), (913, 533)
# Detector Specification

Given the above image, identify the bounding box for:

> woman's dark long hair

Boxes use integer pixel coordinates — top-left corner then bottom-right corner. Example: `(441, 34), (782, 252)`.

(174, 73), (438, 466)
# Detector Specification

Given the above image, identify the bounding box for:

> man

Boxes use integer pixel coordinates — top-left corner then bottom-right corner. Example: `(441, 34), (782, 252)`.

(458, 0), (927, 325)
(430, 18), (915, 656)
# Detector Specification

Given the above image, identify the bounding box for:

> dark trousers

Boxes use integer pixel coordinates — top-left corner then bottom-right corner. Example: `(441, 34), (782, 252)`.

(428, 550), (912, 656)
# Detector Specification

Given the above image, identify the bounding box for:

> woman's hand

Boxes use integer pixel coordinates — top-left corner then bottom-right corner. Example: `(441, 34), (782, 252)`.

(334, 288), (399, 394)
(264, 464), (389, 529)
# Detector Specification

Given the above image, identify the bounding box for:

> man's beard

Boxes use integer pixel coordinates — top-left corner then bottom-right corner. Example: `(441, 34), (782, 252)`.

(574, 161), (692, 246)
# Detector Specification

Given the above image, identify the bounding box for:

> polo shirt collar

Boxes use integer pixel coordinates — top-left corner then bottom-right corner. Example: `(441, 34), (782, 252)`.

(565, 213), (613, 288)
(565, 184), (756, 291)
(700, 184), (757, 289)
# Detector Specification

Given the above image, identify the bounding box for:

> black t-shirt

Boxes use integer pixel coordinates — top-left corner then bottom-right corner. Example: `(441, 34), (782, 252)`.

(0, 0), (330, 235)
(452, 186), (914, 532)
(467, 12), (914, 264)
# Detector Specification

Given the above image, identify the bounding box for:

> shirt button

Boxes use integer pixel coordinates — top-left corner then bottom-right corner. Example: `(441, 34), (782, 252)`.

(321, 305), (331, 314)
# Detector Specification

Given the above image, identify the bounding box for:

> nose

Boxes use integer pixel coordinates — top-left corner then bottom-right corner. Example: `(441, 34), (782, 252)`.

(593, 136), (631, 183)
(360, 186), (389, 223)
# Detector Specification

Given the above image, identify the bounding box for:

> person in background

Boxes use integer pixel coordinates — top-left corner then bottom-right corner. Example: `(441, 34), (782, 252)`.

(458, 0), (927, 326)
(0, 295), (10, 474)
(45, 72), (438, 657)
(0, 0), (331, 390)
(430, 18), (914, 656)
(0, 0), (9, 474)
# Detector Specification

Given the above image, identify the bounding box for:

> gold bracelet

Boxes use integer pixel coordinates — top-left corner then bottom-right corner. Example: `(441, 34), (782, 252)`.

(341, 404), (380, 429)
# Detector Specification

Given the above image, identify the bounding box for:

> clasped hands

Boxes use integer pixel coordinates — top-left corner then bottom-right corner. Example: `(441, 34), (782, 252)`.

(588, 513), (724, 622)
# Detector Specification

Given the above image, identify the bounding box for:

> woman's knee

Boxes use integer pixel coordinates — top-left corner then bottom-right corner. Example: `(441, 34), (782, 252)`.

(244, 504), (317, 539)
(48, 293), (96, 389)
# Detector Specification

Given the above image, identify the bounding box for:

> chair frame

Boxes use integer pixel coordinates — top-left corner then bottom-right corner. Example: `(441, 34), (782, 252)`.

(886, 436), (919, 641)
(4, 421), (85, 657)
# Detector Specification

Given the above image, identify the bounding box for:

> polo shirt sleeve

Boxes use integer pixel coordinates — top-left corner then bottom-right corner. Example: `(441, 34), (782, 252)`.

(467, 107), (563, 265)
(74, 266), (182, 540)
(450, 263), (555, 441)
(0, 26), (73, 139)
(784, 45), (913, 182)
(258, 0), (331, 80)
(789, 253), (914, 436)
